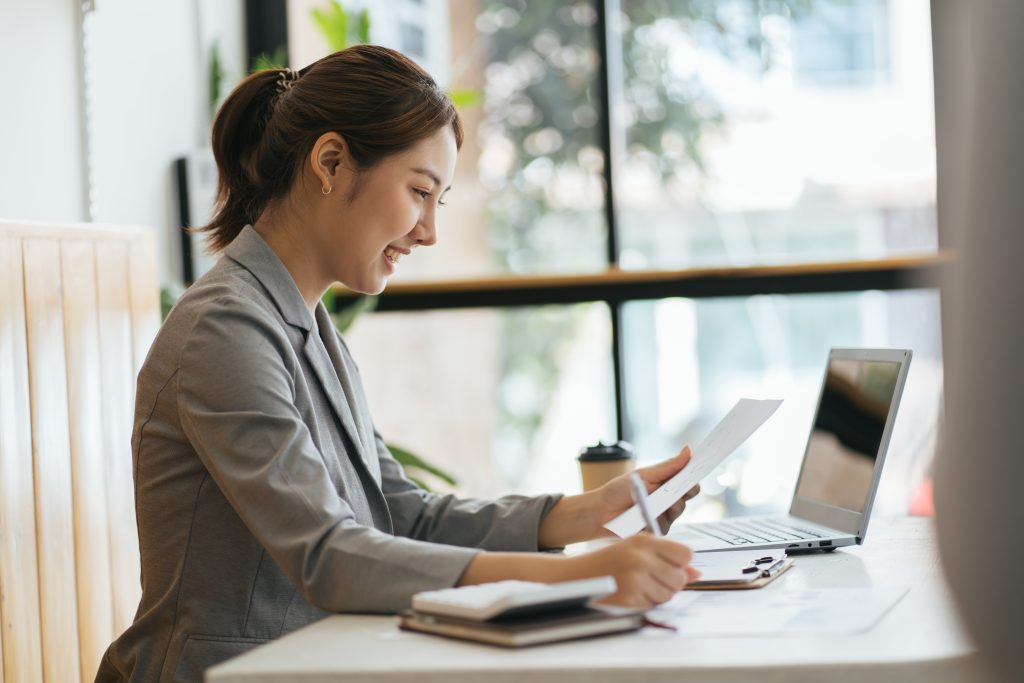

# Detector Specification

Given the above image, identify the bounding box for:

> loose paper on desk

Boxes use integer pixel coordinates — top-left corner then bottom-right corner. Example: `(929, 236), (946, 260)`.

(604, 398), (782, 538)
(643, 586), (909, 637)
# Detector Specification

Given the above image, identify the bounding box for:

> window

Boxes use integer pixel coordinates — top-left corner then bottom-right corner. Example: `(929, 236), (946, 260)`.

(344, 304), (616, 496)
(275, 0), (942, 516)
(792, 0), (891, 86)
(617, 0), (934, 269)
(621, 289), (941, 519)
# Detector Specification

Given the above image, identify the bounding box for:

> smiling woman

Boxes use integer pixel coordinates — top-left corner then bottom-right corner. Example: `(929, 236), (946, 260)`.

(251, 124), (456, 299)
(94, 43), (703, 683)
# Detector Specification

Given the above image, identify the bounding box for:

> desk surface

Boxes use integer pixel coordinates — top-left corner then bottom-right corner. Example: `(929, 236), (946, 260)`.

(208, 517), (1005, 683)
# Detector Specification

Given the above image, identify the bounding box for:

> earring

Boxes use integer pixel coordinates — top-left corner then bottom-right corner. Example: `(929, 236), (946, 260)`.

(322, 185), (333, 196)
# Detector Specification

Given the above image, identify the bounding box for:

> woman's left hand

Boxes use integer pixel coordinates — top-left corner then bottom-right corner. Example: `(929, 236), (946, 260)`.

(595, 447), (701, 535)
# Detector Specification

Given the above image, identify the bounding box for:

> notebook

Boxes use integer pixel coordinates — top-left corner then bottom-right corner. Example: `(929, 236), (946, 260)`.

(399, 605), (644, 647)
(670, 348), (912, 553)
(400, 577), (642, 647)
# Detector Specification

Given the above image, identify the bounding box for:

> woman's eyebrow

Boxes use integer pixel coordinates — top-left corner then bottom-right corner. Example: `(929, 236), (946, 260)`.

(411, 167), (452, 192)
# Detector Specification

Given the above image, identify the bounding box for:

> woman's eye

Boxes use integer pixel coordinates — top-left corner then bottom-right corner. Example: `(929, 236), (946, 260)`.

(413, 188), (430, 200)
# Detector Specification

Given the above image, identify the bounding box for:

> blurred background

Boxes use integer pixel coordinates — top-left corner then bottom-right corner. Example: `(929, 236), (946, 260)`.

(1, 0), (942, 521)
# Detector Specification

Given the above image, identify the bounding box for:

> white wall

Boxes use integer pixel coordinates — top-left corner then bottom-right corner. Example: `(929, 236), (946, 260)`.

(0, 0), (87, 222)
(84, 0), (208, 284)
(0, 0), (244, 285)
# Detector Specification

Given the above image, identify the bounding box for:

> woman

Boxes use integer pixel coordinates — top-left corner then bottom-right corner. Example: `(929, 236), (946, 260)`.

(96, 45), (699, 683)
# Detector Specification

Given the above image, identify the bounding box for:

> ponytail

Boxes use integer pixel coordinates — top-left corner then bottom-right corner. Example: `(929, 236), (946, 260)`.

(203, 69), (284, 250)
(199, 45), (464, 252)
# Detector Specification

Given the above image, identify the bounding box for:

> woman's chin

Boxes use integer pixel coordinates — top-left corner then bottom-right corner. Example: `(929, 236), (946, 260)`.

(352, 280), (388, 296)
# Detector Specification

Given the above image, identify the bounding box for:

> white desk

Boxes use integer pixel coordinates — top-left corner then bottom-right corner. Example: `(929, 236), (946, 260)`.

(208, 518), (1007, 683)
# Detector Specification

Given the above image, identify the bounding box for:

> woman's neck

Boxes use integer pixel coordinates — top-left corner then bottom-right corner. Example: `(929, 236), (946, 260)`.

(252, 214), (329, 315)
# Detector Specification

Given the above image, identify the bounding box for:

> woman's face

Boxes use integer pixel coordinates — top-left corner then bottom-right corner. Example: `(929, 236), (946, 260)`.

(314, 125), (457, 295)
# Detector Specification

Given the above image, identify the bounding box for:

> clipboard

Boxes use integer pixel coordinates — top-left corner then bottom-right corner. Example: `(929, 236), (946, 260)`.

(685, 551), (795, 591)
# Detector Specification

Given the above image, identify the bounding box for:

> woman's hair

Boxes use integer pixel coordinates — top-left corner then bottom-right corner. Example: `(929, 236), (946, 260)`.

(200, 44), (464, 251)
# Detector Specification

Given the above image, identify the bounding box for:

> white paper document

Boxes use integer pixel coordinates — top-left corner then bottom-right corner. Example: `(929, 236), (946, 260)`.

(644, 586), (909, 637)
(604, 398), (782, 538)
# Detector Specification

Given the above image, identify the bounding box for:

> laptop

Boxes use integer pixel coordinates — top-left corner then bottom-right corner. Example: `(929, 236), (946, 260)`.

(668, 348), (913, 553)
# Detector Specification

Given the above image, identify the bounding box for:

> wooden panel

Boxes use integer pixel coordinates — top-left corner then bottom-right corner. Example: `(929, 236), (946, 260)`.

(0, 236), (44, 683)
(123, 233), (159, 628)
(22, 238), (81, 683)
(128, 234), (160, 379)
(61, 240), (115, 681)
(0, 221), (155, 243)
(94, 241), (140, 634)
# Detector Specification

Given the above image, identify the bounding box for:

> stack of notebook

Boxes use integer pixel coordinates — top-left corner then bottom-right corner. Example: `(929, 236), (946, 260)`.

(399, 577), (644, 647)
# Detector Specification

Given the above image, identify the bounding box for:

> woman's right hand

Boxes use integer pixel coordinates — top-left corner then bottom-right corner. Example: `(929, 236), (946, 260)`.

(564, 534), (699, 609)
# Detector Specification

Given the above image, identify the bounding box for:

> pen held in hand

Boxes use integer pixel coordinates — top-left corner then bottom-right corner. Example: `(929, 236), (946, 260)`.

(628, 473), (663, 537)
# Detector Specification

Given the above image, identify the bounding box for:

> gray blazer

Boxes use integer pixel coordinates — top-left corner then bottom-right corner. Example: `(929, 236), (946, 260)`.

(96, 226), (560, 682)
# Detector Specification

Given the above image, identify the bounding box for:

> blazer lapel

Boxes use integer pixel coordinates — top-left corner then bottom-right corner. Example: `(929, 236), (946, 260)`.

(301, 329), (373, 474)
(303, 320), (392, 534)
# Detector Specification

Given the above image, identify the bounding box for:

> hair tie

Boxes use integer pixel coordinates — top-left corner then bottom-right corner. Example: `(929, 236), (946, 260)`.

(276, 68), (300, 95)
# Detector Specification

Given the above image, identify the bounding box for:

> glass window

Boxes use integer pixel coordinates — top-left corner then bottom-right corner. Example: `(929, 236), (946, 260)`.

(343, 303), (616, 496)
(617, 0), (936, 269)
(349, 0), (609, 282)
(792, 0), (891, 86)
(278, 1), (943, 516)
(621, 289), (942, 521)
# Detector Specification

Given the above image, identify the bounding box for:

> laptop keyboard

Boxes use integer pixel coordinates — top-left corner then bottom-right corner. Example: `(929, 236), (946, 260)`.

(691, 519), (825, 545)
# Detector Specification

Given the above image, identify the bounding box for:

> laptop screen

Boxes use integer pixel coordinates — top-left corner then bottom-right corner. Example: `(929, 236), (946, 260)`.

(793, 358), (902, 513)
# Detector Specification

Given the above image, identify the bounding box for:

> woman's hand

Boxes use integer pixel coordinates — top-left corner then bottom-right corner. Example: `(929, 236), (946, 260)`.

(458, 535), (700, 608)
(595, 447), (701, 535)
(536, 445), (702, 548)
(566, 534), (699, 608)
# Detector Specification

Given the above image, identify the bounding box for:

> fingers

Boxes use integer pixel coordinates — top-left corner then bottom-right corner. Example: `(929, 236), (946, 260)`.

(658, 485), (700, 529)
(649, 562), (689, 594)
(638, 446), (692, 487)
(631, 546), (694, 606)
(650, 537), (693, 566)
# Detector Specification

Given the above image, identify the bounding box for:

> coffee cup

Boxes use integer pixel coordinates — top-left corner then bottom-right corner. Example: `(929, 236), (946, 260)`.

(578, 441), (636, 491)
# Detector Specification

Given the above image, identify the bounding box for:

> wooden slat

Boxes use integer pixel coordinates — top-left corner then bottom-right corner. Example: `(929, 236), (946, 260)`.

(61, 240), (115, 681)
(94, 241), (141, 634)
(124, 234), (159, 627)
(128, 234), (160, 380)
(22, 238), (81, 683)
(0, 236), (44, 683)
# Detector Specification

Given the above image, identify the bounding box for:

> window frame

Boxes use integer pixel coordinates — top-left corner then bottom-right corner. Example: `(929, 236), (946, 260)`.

(249, 0), (945, 442)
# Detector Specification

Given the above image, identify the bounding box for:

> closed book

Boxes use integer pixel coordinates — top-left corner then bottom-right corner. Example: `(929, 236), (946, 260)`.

(398, 605), (644, 648)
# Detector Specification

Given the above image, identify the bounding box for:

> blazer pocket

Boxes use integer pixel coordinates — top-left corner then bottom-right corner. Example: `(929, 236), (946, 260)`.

(173, 634), (268, 683)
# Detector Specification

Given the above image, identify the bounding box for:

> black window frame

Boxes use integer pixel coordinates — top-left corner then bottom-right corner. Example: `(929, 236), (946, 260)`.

(247, 0), (945, 442)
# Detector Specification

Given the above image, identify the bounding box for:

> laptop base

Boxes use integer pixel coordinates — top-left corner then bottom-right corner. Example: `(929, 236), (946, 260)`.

(668, 515), (858, 553)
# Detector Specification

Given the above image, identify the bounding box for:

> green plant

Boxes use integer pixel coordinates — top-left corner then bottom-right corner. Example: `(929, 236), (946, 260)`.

(309, 2), (481, 114)
(312, 2), (370, 51)
(387, 444), (458, 491)
(209, 39), (224, 117)
(251, 46), (288, 73)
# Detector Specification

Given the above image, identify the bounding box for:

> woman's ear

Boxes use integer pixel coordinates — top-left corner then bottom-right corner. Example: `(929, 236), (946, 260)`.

(309, 132), (352, 191)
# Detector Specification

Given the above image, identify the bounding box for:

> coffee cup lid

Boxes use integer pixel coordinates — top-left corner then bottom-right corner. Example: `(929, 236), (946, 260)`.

(578, 440), (635, 462)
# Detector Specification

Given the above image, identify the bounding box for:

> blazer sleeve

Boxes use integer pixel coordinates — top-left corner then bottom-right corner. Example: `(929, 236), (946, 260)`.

(375, 435), (564, 551)
(176, 295), (480, 614)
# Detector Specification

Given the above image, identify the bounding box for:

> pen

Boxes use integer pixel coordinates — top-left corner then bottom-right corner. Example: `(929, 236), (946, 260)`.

(629, 473), (663, 537)
(760, 558), (786, 578)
